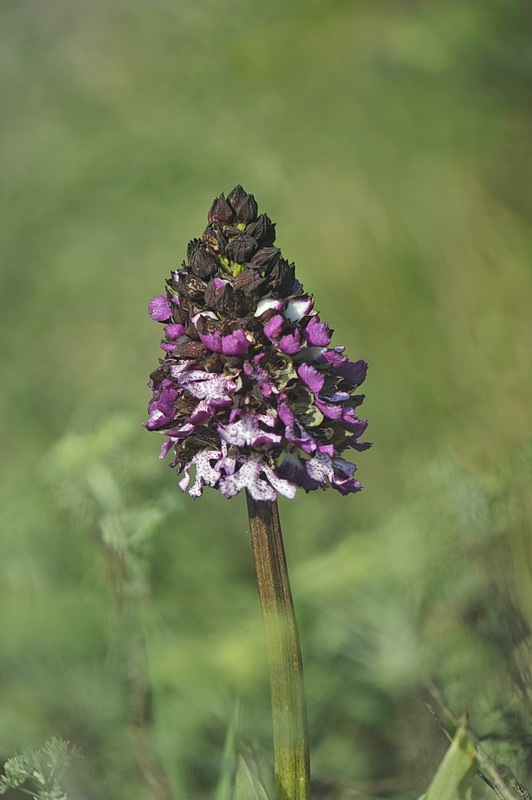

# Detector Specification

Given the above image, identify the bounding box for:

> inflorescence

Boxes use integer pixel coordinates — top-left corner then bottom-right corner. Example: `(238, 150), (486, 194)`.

(146, 186), (371, 501)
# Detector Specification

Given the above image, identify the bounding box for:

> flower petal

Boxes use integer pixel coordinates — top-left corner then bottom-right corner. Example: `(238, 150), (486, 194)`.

(338, 359), (367, 386)
(254, 297), (284, 316)
(263, 314), (285, 340)
(149, 295), (172, 321)
(304, 316), (331, 346)
(297, 363), (325, 394)
(221, 329), (251, 355)
(178, 449), (225, 498)
(219, 457), (296, 501)
(197, 328), (223, 352)
(278, 453), (319, 492)
(278, 330), (301, 355)
(284, 296), (313, 322)
(164, 323), (185, 339)
(178, 370), (237, 404)
(218, 412), (281, 448)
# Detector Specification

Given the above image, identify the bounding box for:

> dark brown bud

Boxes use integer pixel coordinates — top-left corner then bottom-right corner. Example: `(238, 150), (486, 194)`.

(175, 393), (198, 416)
(165, 275), (180, 296)
(171, 339), (206, 359)
(222, 225), (243, 237)
(186, 238), (201, 261)
(187, 240), (219, 280)
(177, 273), (206, 303)
(203, 223), (227, 254)
(233, 268), (269, 299)
(171, 426), (221, 466)
(235, 193), (258, 223)
(195, 313), (221, 338)
(208, 194), (234, 224)
(205, 277), (238, 315)
(225, 233), (258, 263)
(250, 246), (281, 271)
(267, 258), (295, 296)
(203, 352), (225, 373)
(184, 319), (200, 340)
(169, 305), (188, 325)
(247, 214), (276, 246)
(226, 185), (248, 210)
(150, 365), (166, 381)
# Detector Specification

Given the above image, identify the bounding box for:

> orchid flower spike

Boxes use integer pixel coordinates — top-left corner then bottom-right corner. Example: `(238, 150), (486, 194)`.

(146, 186), (371, 501)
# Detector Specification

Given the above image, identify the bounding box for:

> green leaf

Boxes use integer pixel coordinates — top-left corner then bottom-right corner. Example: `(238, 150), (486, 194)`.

(420, 725), (477, 800)
(234, 756), (270, 800)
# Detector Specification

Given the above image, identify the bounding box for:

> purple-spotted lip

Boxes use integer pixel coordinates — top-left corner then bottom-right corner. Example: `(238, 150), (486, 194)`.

(177, 370), (238, 403)
(219, 456), (297, 502)
(218, 412), (281, 449)
(175, 445), (297, 501)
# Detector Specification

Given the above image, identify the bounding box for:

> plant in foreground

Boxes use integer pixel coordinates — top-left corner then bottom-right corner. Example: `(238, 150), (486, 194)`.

(0, 737), (79, 800)
(145, 187), (371, 799)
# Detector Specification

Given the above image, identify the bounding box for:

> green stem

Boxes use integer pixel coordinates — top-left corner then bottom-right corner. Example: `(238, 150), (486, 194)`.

(246, 493), (310, 800)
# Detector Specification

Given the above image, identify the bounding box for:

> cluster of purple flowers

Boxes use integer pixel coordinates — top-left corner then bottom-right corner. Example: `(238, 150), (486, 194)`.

(146, 186), (370, 501)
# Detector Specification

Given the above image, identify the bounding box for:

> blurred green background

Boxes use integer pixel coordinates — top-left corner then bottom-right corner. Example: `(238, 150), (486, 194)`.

(1, 0), (531, 797)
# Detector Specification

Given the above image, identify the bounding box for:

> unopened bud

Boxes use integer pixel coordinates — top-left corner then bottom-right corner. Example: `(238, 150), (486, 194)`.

(247, 214), (276, 246)
(226, 184), (248, 210)
(187, 240), (219, 280)
(208, 194), (234, 224)
(251, 247), (281, 271)
(235, 193), (258, 223)
(226, 233), (258, 263)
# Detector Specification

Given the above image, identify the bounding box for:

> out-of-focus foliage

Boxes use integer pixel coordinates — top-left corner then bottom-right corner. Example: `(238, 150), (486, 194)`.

(0, 0), (531, 798)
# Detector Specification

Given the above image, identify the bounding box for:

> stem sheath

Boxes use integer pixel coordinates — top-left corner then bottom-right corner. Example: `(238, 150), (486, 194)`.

(246, 493), (310, 800)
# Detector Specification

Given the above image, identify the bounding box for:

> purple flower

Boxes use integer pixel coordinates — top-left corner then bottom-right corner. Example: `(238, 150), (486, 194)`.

(305, 451), (362, 495)
(263, 314), (285, 340)
(196, 323), (251, 356)
(277, 453), (319, 492)
(222, 329), (252, 356)
(146, 186), (371, 500)
(304, 316), (331, 346)
(165, 323), (185, 339)
(297, 363), (325, 394)
(149, 295), (172, 321)
(278, 330), (301, 355)
(337, 358), (368, 386)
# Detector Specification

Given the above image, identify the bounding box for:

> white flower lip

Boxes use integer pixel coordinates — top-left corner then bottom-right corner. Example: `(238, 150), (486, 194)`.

(254, 297), (284, 316)
(284, 296), (313, 322)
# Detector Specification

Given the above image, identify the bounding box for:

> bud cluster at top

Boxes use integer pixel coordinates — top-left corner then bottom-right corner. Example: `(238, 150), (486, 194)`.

(146, 186), (371, 501)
